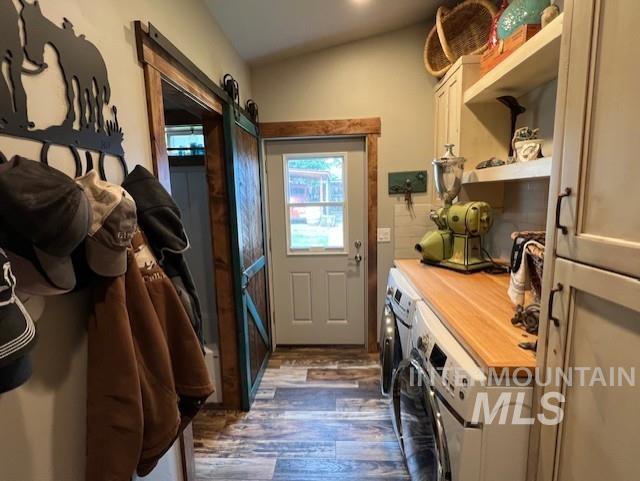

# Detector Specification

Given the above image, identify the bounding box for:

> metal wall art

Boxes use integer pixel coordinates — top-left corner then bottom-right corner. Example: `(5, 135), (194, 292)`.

(0, 0), (127, 180)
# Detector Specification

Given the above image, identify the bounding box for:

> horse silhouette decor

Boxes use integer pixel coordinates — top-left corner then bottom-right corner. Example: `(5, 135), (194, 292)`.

(0, 0), (126, 179)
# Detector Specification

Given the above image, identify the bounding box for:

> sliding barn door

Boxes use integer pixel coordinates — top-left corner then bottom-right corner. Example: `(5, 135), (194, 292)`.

(223, 105), (271, 408)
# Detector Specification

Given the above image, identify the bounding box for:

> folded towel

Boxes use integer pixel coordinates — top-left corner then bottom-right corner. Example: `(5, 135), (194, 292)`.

(508, 239), (545, 306)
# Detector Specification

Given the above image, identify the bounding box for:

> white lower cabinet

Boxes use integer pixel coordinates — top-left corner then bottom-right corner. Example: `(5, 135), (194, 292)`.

(543, 258), (640, 481)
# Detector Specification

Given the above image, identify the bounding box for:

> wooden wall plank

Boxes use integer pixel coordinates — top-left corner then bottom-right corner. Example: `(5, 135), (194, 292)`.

(366, 134), (379, 353)
(234, 126), (271, 388)
(204, 114), (243, 409)
(179, 425), (196, 481)
(142, 64), (171, 192)
(235, 128), (266, 267)
(135, 22), (223, 114)
(260, 118), (382, 138)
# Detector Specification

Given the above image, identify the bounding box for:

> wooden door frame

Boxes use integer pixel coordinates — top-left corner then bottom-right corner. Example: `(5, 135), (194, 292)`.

(134, 20), (247, 481)
(135, 20), (246, 409)
(260, 119), (381, 353)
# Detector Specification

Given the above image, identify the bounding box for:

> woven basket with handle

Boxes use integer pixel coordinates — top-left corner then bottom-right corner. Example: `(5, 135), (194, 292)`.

(424, 0), (498, 78)
(424, 15), (451, 77)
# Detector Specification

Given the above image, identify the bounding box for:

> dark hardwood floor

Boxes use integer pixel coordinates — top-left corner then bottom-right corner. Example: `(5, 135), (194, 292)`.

(193, 347), (409, 480)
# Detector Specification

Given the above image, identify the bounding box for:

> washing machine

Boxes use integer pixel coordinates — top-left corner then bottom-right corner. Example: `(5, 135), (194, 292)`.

(391, 301), (532, 481)
(379, 268), (421, 396)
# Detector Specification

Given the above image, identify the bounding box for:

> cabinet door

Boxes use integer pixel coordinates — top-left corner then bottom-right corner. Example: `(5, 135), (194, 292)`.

(434, 84), (449, 155)
(555, 0), (640, 277)
(544, 258), (640, 481)
(446, 73), (462, 150)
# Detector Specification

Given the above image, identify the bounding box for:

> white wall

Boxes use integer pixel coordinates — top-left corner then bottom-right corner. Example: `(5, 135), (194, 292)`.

(251, 23), (437, 322)
(0, 0), (249, 479)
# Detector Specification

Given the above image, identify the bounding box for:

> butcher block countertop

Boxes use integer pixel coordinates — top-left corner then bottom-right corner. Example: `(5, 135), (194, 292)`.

(395, 259), (537, 376)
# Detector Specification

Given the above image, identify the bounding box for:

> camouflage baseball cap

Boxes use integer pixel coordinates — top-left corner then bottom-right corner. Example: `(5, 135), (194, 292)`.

(76, 171), (137, 277)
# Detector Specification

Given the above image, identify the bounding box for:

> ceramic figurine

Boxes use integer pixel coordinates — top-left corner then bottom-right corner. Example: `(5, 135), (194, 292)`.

(497, 0), (550, 40)
(476, 157), (506, 169)
(541, 4), (560, 27)
(512, 127), (542, 162)
(515, 139), (543, 161)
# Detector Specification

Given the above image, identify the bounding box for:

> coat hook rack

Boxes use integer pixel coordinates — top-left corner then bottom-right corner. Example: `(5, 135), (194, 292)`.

(0, 0), (128, 182)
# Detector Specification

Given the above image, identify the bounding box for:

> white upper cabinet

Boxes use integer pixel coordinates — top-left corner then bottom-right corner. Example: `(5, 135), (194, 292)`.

(433, 57), (510, 168)
(555, 0), (640, 278)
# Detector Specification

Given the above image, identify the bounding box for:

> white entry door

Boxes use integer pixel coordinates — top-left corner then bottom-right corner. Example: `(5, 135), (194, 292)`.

(266, 138), (366, 345)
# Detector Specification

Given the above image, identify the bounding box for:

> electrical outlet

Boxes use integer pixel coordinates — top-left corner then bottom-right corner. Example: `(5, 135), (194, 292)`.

(377, 228), (391, 243)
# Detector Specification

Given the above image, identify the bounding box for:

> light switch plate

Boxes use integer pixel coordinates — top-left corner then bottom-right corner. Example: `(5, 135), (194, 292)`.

(377, 228), (391, 243)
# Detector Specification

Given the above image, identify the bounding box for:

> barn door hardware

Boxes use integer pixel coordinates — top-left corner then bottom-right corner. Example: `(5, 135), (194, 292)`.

(139, 22), (260, 131)
(245, 99), (259, 133)
(0, 0), (127, 181)
(222, 73), (240, 120)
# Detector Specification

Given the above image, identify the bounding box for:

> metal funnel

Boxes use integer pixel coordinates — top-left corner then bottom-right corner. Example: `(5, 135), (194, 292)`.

(433, 144), (466, 205)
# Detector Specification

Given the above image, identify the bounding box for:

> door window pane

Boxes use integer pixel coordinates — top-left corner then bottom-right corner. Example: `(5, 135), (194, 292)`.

(289, 205), (344, 250)
(165, 125), (205, 156)
(287, 157), (344, 203)
(285, 154), (347, 252)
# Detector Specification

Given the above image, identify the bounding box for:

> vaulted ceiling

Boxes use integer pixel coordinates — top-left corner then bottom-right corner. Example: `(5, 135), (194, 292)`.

(205, 0), (443, 65)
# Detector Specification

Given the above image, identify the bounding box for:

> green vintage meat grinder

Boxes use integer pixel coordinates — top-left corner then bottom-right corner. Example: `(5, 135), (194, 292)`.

(415, 145), (494, 272)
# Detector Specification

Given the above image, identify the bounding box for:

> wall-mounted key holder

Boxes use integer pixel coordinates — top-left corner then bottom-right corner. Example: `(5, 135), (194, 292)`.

(389, 171), (427, 209)
(0, 0), (127, 181)
(388, 171), (428, 195)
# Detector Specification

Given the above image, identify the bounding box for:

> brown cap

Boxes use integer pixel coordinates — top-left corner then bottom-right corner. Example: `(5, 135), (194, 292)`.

(76, 171), (137, 277)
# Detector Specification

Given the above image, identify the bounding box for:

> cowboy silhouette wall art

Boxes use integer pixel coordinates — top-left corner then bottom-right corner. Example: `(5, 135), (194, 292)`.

(0, 0), (126, 178)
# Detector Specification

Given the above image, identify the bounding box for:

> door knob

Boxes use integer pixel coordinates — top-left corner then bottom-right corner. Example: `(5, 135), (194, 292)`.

(353, 240), (363, 264)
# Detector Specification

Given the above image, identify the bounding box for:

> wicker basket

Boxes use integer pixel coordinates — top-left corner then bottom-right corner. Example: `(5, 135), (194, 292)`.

(437, 0), (498, 64)
(424, 11), (452, 78)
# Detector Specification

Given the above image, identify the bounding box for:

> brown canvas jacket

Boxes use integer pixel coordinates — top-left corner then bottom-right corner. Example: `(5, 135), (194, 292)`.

(132, 230), (213, 476)
(87, 229), (213, 481)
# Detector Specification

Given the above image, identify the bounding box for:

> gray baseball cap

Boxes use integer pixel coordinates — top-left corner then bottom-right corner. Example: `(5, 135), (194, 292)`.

(0, 157), (92, 294)
(76, 171), (137, 277)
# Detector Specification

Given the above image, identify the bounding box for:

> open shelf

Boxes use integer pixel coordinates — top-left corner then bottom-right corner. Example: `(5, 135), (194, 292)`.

(464, 13), (564, 104)
(462, 157), (551, 184)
